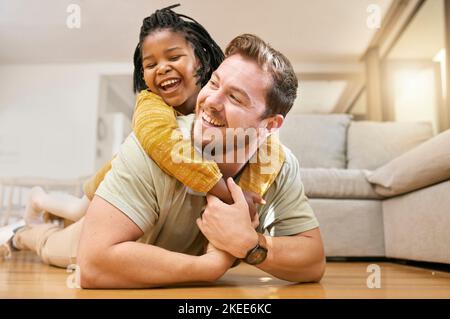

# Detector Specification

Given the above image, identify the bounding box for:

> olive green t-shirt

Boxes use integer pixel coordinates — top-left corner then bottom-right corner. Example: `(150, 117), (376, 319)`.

(96, 114), (319, 256)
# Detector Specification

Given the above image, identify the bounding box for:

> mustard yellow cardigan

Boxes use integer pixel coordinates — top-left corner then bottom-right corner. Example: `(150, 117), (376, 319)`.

(83, 90), (285, 199)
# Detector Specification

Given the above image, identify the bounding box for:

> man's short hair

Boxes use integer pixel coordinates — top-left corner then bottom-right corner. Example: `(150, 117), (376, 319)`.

(224, 34), (298, 118)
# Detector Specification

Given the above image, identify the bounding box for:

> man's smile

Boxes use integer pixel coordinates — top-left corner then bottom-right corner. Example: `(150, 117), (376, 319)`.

(201, 111), (226, 128)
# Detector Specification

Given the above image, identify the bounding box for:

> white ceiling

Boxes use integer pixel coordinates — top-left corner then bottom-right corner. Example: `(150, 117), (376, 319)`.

(0, 0), (392, 67)
(294, 81), (348, 113)
(388, 0), (444, 60)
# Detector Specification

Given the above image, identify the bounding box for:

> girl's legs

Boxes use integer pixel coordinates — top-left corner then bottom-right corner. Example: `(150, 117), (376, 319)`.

(13, 217), (84, 268)
(25, 187), (90, 225)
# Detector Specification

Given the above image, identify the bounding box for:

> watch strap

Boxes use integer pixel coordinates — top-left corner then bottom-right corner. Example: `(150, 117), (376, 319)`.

(243, 232), (268, 265)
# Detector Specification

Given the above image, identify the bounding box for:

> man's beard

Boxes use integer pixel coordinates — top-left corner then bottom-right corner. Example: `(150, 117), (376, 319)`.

(190, 121), (263, 164)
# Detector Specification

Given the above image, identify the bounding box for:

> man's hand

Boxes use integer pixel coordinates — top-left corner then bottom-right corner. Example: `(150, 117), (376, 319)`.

(196, 242), (236, 281)
(205, 242), (234, 263)
(197, 178), (259, 258)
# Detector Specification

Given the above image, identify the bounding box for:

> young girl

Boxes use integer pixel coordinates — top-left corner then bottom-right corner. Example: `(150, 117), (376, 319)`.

(2, 6), (284, 266)
(25, 5), (284, 227)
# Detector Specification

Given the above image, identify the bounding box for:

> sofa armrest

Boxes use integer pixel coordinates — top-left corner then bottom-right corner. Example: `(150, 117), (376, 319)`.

(366, 130), (450, 197)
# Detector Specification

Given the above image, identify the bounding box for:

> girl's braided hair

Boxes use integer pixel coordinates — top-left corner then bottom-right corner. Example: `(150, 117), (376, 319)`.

(133, 4), (224, 93)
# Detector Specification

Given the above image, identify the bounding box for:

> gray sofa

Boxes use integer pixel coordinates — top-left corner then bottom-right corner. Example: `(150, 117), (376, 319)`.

(279, 114), (450, 264)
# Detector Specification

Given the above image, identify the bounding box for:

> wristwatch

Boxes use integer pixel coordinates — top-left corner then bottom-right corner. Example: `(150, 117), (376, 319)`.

(243, 233), (268, 265)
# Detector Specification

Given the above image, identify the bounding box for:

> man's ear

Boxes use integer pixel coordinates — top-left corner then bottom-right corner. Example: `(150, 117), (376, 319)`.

(264, 114), (284, 133)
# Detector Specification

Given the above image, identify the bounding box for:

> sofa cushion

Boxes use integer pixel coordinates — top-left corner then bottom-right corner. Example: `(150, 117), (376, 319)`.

(310, 198), (385, 257)
(279, 114), (352, 168)
(367, 129), (450, 197)
(383, 179), (450, 263)
(300, 168), (382, 199)
(347, 121), (433, 170)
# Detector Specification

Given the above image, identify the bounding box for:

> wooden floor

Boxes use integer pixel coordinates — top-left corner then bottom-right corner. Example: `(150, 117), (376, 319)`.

(1, 251), (450, 299)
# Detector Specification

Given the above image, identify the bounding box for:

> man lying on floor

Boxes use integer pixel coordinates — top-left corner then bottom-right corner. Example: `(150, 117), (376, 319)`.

(8, 34), (326, 288)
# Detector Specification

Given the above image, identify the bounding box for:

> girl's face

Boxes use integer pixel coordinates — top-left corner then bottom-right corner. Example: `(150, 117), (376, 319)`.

(141, 29), (201, 114)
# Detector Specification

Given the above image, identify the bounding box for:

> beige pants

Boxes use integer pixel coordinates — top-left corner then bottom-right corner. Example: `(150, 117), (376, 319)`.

(14, 218), (84, 268)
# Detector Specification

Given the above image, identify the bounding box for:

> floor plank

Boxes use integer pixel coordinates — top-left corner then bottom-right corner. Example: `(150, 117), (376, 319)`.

(1, 252), (450, 299)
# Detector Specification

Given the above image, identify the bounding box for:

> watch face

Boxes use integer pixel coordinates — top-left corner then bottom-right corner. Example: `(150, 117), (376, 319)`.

(246, 247), (268, 265)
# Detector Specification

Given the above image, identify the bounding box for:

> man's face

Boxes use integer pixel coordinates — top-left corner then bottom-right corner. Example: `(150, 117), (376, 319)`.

(193, 54), (273, 159)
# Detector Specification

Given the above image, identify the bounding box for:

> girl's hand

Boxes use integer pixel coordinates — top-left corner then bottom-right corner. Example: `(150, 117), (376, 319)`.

(242, 190), (265, 227)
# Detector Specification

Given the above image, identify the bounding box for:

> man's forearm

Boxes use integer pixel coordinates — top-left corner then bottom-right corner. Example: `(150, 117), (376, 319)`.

(79, 241), (212, 289)
(255, 231), (325, 283)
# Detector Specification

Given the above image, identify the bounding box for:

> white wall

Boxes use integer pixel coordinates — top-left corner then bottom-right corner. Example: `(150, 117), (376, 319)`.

(393, 68), (438, 134)
(0, 63), (132, 179)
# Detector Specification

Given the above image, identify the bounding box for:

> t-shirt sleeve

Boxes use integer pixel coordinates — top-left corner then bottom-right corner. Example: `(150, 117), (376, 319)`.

(95, 133), (160, 232)
(259, 147), (319, 236)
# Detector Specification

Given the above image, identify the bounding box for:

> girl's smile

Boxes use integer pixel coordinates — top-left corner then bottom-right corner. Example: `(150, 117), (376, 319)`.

(141, 29), (201, 114)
